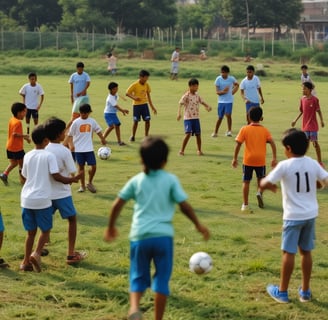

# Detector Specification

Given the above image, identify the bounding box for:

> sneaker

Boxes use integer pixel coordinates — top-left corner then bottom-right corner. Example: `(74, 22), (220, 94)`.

(29, 252), (41, 273)
(118, 141), (126, 146)
(256, 192), (264, 208)
(41, 248), (49, 257)
(211, 133), (218, 138)
(225, 131), (233, 137)
(77, 187), (86, 193)
(128, 311), (143, 320)
(129, 136), (135, 142)
(66, 251), (87, 265)
(87, 183), (97, 193)
(299, 287), (312, 302)
(241, 204), (253, 213)
(0, 173), (8, 186)
(266, 284), (289, 303)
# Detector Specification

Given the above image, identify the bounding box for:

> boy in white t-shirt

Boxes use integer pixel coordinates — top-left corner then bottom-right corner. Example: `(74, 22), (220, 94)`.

(19, 72), (44, 134)
(67, 104), (107, 193)
(44, 117), (85, 265)
(20, 125), (80, 272)
(260, 128), (328, 303)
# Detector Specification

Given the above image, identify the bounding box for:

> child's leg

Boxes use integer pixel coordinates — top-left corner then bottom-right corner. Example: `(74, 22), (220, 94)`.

(145, 120), (150, 136)
(154, 292), (167, 320)
(180, 133), (191, 154)
(34, 230), (51, 256)
(226, 113), (232, 132)
(22, 229), (37, 265)
(242, 181), (250, 205)
(129, 291), (143, 316)
(279, 251), (295, 292)
(131, 121), (138, 139)
(0, 231), (3, 252)
(88, 165), (96, 185)
(312, 141), (322, 163)
(67, 215), (77, 256)
(213, 117), (223, 135)
(3, 159), (19, 176)
(299, 248), (312, 292)
(196, 134), (203, 155)
(78, 164), (86, 189)
(103, 125), (114, 139)
(114, 125), (122, 143)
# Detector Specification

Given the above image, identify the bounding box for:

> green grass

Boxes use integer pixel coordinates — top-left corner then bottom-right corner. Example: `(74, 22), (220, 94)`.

(1, 57), (328, 319)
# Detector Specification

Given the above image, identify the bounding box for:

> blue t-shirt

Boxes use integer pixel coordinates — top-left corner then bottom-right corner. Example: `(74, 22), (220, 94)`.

(118, 169), (188, 241)
(214, 75), (237, 103)
(68, 71), (91, 99)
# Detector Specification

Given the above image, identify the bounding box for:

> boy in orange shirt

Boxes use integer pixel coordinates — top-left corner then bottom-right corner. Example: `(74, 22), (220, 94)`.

(232, 107), (277, 212)
(0, 102), (31, 185)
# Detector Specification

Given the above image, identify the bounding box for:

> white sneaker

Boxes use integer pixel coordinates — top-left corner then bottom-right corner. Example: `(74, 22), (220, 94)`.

(225, 131), (233, 137)
(211, 133), (218, 138)
(241, 204), (253, 213)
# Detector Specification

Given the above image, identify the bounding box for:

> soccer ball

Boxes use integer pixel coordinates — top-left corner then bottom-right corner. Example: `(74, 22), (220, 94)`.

(97, 146), (111, 160)
(189, 252), (213, 275)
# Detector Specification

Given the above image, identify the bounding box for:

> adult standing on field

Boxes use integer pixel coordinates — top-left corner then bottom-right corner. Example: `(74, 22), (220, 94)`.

(211, 65), (239, 138)
(240, 65), (264, 123)
(170, 47), (180, 80)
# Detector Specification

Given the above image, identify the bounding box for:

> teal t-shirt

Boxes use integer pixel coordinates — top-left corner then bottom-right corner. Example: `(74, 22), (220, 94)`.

(118, 169), (188, 241)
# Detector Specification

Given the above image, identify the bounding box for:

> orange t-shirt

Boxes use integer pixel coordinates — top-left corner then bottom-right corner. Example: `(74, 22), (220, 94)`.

(235, 123), (273, 166)
(6, 117), (23, 152)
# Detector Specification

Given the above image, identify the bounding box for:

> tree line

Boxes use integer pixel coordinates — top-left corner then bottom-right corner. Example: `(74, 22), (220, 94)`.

(0, 0), (303, 38)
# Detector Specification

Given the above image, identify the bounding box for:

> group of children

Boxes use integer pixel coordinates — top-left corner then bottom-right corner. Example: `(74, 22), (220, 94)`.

(0, 61), (327, 319)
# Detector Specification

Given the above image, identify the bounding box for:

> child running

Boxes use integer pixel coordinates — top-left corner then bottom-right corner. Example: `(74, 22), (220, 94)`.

(104, 136), (210, 320)
(260, 128), (328, 303)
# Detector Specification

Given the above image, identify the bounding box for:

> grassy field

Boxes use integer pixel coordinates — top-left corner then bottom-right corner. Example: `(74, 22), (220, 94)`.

(1, 57), (328, 319)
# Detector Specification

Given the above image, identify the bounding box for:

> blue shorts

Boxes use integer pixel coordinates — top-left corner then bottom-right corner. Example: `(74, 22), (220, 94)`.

(104, 113), (121, 127)
(281, 218), (315, 254)
(304, 131), (318, 142)
(22, 206), (53, 232)
(242, 165), (266, 182)
(7, 150), (25, 160)
(0, 212), (4, 232)
(184, 119), (201, 136)
(26, 109), (38, 120)
(52, 196), (77, 219)
(75, 151), (96, 166)
(133, 104), (151, 122)
(246, 102), (260, 113)
(130, 236), (173, 296)
(218, 103), (233, 118)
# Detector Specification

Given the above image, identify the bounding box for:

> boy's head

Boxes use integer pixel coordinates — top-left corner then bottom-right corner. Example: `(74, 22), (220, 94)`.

(139, 69), (150, 84)
(301, 64), (308, 71)
(31, 124), (48, 146)
(140, 136), (169, 174)
(79, 103), (92, 119)
(108, 82), (118, 94)
(303, 81), (313, 91)
(246, 65), (255, 78)
(76, 62), (84, 74)
(248, 106), (263, 122)
(282, 128), (308, 156)
(44, 117), (66, 142)
(11, 102), (27, 118)
(221, 65), (230, 79)
(28, 72), (37, 84)
(188, 78), (199, 93)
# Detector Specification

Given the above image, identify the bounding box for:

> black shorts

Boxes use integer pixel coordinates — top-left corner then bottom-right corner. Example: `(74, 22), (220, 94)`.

(26, 109), (39, 120)
(7, 149), (25, 160)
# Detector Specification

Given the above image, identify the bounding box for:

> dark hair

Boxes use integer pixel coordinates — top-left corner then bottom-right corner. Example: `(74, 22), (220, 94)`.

(28, 72), (37, 79)
(139, 69), (150, 77)
(140, 136), (169, 174)
(31, 124), (47, 145)
(221, 65), (230, 73)
(76, 61), (84, 68)
(79, 103), (92, 113)
(301, 64), (308, 70)
(44, 117), (66, 141)
(11, 102), (26, 116)
(188, 78), (199, 86)
(303, 81), (313, 90)
(248, 107), (263, 122)
(282, 128), (308, 156)
(108, 82), (118, 91)
(246, 65), (255, 71)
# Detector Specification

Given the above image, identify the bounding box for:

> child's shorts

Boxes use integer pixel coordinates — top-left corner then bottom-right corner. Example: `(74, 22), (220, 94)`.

(184, 119), (201, 136)
(52, 196), (77, 219)
(0, 211), (4, 232)
(130, 236), (173, 296)
(75, 151), (96, 166)
(304, 131), (318, 142)
(7, 150), (25, 160)
(104, 113), (121, 127)
(22, 206), (53, 232)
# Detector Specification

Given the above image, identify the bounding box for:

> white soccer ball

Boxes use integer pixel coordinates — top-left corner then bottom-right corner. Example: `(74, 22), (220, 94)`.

(97, 146), (111, 160)
(189, 252), (213, 275)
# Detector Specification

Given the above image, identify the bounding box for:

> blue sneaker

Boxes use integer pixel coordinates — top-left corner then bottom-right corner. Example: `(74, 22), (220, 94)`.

(266, 284), (289, 303)
(299, 287), (312, 302)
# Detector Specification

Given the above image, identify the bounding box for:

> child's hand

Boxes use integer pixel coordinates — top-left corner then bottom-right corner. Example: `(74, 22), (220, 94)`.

(231, 159), (238, 168)
(196, 224), (210, 241)
(122, 109), (129, 116)
(177, 114), (181, 121)
(104, 227), (119, 242)
(291, 120), (296, 127)
(207, 106), (212, 112)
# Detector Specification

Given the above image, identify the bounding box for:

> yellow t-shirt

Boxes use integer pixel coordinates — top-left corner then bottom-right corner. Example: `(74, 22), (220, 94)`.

(126, 80), (151, 106)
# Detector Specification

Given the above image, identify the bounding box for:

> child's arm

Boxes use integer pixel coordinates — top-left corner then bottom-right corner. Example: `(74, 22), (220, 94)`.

(232, 142), (242, 168)
(104, 197), (126, 242)
(37, 95), (44, 111)
(291, 112), (302, 127)
(317, 109), (324, 128)
(13, 132), (31, 144)
(258, 87), (264, 104)
(147, 92), (157, 114)
(201, 101), (212, 112)
(177, 103), (183, 121)
(260, 177), (278, 193)
(268, 139), (278, 167)
(179, 201), (210, 240)
(115, 105), (129, 116)
(52, 172), (81, 184)
(232, 82), (239, 95)
(97, 131), (107, 145)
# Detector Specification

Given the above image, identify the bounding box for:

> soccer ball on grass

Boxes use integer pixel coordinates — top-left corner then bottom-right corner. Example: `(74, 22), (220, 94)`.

(189, 252), (213, 275)
(97, 146), (111, 160)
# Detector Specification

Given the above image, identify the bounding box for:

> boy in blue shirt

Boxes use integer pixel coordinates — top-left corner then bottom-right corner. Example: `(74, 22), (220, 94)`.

(104, 136), (210, 320)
